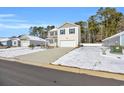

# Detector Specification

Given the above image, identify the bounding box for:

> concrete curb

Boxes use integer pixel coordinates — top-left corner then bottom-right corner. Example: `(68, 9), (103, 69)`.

(0, 57), (124, 81)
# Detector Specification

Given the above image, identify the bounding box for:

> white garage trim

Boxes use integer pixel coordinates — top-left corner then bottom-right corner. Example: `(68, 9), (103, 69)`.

(60, 40), (76, 47)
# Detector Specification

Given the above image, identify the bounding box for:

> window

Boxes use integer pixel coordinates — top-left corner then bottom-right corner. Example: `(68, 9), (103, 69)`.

(50, 32), (54, 36)
(49, 39), (53, 44)
(69, 28), (75, 34)
(60, 29), (65, 35)
(14, 41), (16, 45)
(54, 39), (57, 43)
(55, 31), (57, 35)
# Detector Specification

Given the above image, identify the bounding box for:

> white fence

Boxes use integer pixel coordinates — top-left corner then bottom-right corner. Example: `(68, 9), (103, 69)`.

(80, 43), (102, 47)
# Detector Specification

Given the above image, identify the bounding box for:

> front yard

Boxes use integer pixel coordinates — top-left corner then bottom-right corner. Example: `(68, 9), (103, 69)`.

(0, 47), (46, 58)
(1, 45), (124, 74)
(53, 46), (124, 74)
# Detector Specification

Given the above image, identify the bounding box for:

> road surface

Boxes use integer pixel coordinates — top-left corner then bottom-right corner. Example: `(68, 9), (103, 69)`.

(0, 59), (124, 86)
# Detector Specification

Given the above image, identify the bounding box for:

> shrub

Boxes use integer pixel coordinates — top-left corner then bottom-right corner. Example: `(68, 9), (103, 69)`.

(28, 44), (35, 49)
(110, 45), (123, 54)
(41, 44), (45, 48)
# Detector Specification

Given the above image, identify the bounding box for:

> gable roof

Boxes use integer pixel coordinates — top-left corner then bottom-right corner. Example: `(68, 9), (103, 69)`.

(49, 28), (58, 32)
(102, 31), (124, 41)
(10, 37), (20, 40)
(0, 37), (10, 42)
(19, 35), (46, 42)
(58, 22), (80, 29)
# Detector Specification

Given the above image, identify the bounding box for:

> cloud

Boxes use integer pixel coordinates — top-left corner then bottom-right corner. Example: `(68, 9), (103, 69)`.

(0, 14), (15, 18)
(0, 19), (27, 22)
(0, 23), (31, 29)
(0, 14), (27, 22)
(0, 23), (46, 29)
(0, 13), (53, 29)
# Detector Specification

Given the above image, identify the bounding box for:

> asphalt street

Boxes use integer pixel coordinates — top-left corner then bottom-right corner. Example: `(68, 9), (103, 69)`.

(0, 59), (124, 86)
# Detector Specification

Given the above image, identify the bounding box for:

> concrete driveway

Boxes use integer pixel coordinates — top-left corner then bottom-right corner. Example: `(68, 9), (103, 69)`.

(16, 48), (73, 64)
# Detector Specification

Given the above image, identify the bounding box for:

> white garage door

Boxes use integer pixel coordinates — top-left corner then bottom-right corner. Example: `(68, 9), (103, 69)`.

(60, 40), (76, 47)
(20, 41), (30, 47)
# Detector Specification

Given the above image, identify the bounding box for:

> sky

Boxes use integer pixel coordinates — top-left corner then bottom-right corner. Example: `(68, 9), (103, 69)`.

(0, 7), (124, 37)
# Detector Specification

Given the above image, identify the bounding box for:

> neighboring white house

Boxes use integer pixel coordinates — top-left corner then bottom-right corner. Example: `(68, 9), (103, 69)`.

(0, 35), (46, 47)
(47, 23), (81, 47)
(0, 37), (10, 46)
(102, 31), (124, 47)
(0, 37), (20, 47)
(8, 37), (20, 47)
(19, 35), (46, 47)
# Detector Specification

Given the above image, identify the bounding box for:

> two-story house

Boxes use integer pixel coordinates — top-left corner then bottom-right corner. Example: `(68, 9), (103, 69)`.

(58, 23), (81, 47)
(47, 23), (81, 47)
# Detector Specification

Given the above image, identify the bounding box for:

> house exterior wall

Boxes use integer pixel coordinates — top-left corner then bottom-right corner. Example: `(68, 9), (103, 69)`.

(7, 40), (12, 46)
(47, 29), (58, 47)
(58, 26), (80, 47)
(48, 31), (57, 38)
(102, 36), (120, 47)
(19, 35), (46, 47)
(47, 23), (81, 47)
(47, 38), (57, 47)
(30, 40), (44, 46)
(20, 40), (30, 47)
(78, 27), (81, 44)
(12, 40), (19, 46)
(20, 40), (44, 47)
(7, 40), (18, 47)
(120, 34), (124, 46)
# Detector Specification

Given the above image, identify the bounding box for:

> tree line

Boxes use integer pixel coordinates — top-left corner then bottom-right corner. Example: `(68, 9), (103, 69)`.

(29, 7), (124, 43)
(29, 25), (55, 39)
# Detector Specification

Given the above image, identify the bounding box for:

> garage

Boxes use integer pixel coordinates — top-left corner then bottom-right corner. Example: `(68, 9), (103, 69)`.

(60, 40), (76, 47)
(20, 40), (30, 47)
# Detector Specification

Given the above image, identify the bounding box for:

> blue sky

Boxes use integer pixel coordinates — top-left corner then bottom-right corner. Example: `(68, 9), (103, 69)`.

(0, 7), (124, 37)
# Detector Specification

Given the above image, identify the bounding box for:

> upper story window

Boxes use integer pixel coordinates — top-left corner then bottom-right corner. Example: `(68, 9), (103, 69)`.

(69, 28), (75, 34)
(50, 32), (54, 36)
(60, 29), (65, 35)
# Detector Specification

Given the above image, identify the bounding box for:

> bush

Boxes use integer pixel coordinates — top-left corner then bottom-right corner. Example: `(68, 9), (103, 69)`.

(110, 45), (123, 54)
(28, 44), (35, 49)
(41, 44), (45, 48)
